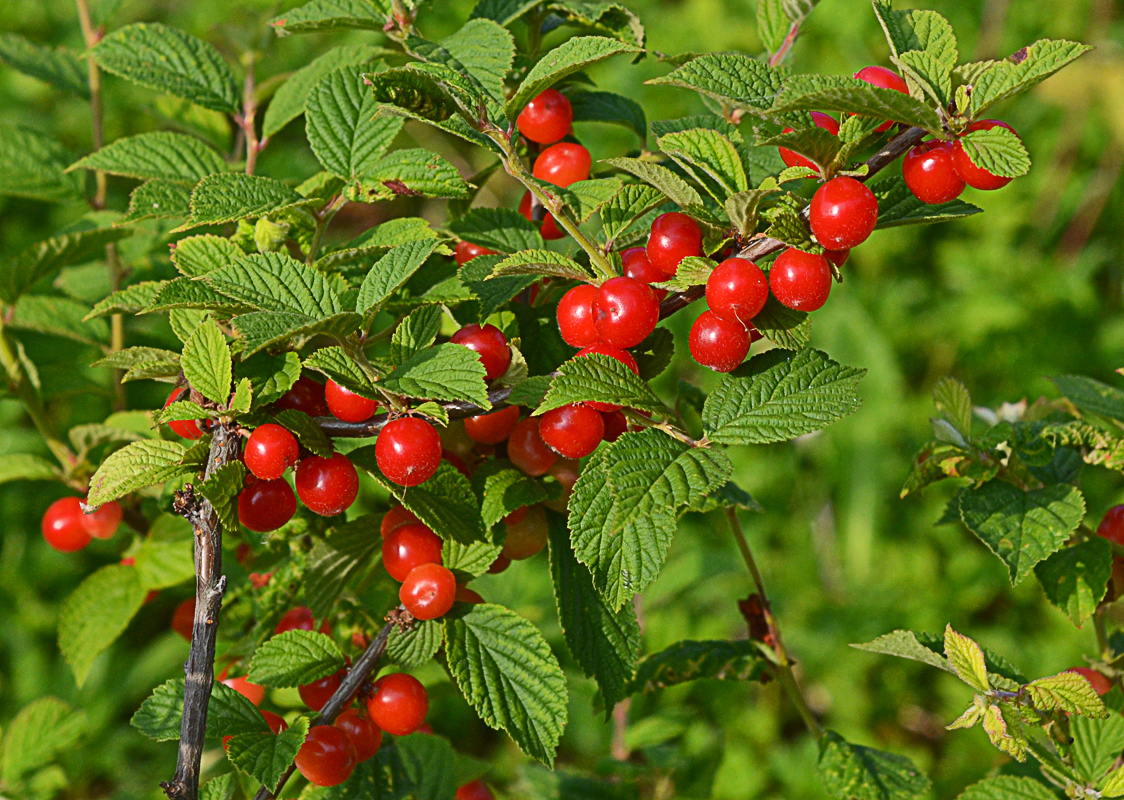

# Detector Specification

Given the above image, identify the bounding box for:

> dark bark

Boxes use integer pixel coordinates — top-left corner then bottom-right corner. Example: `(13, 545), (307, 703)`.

(316, 386), (514, 438)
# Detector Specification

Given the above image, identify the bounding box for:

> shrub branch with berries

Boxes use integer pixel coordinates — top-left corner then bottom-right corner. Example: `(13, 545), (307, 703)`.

(0, 0), (1104, 798)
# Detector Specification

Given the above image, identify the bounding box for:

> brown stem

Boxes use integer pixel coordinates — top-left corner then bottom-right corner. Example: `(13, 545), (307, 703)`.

(241, 57), (260, 176)
(160, 424), (242, 800)
(251, 617), (398, 800)
(768, 21), (802, 67)
(317, 386), (513, 438)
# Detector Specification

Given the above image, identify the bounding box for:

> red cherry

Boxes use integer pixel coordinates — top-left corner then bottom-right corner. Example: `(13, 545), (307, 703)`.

(223, 709), (287, 752)
(502, 504), (548, 560)
(689, 310), (751, 373)
(335, 708), (383, 762)
(953, 120), (1018, 191)
(544, 458), (580, 513)
(381, 506), (419, 537)
(903, 140), (966, 205)
(464, 405), (522, 444)
(487, 554), (511, 574)
(164, 387), (203, 440)
(601, 410), (628, 443)
(517, 88), (573, 144)
(400, 563), (457, 620)
(779, 112), (840, 172)
(294, 724), (357, 787)
(504, 506), (528, 525)
(275, 607), (313, 635)
(824, 249), (850, 268)
(455, 240), (496, 266)
(622, 247), (669, 301)
(574, 343), (639, 412)
(376, 418), (442, 487)
(244, 423), (300, 480)
(367, 673), (429, 736)
(1097, 505), (1124, 546)
(325, 380), (378, 423)
(275, 375), (330, 418)
(1067, 667), (1112, 696)
(383, 522), (444, 582)
(81, 500), (122, 540)
(769, 249), (832, 311)
(238, 479), (297, 532)
(593, 277), (659, 349)
(455, 585), (484, 604)
(456, 780), (496, 800)
(533, 142), (591, 188)
(42, 497), (91, 552)
(809, 177), (879, 250)
(507, 417), (558, 477)
(539, 404), (605, 458)
(556, 284), (601, 348)
(443, 449), (471, 479)
(853, 66), (910, 132)
(646, 212), (702, 277)
(296, 453), (359, 516)
(300, 667), (344, 711)
(519, 192), (565, 240)
(222, 675), (266, 706)
(172, 598), (195, 642)
(450, 323), (511, 382)
(706, 257), (768, 324)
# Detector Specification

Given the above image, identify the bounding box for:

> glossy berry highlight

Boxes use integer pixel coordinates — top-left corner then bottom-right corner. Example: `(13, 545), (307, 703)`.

(507, 417), (558, 477)
(400, 563), (457, 620)
(382, 522), (443, 582)
(367, 673), (429, 736)
(295, 453), (359, 516)
(593, 276), (659, 349)
(706, 257), (768, 324)
(689, 310), (751, 373)
(42, 497), (91, 552)
(238, 478), (297, 532)
(539, 403), (605, 458)
(769, 249), (833, 312)
(516, 88), (573, 145)
(556, 284), (601, 348)
(809, 176), (879, 250)
(244, 423), (300, 480)
(647, 212), (702, 277)
(455, 240), (495, 266)
(294, 724), (357, 787)
(533, 142), (591, 187)
(902, 140), (965, 205)
(376, 418), (443, 487)
(325, 380), (378, 423)
(450, 323), (511, 381)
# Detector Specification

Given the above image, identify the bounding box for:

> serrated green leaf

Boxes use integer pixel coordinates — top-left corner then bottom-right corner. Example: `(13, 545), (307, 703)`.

(132, 515), (194, 590)
(874, 174), (982, 228)
(1072, 709), (1124, 783)
(507, 36), (639, 119)
(646, 53), (786, 121)
(757, 127), (840, 174)
(248, 630), (345, 687)
(439, 19), (515, 105)
(305, 515), (382, 618)
(387, 619), (443, 669)
(958, 480), (1085, 585)
(1026, 671), (1108, 717)
(0, 226), (132, 305)
(357, 239), (444, 315)
(444, 603), (568, 765)
(70, 132), (226, 184)
(555, 177), (623, 223)
(0, 124), (84, 203)
(121, 179), (192, 223)
(958, 126), (1030, 179)
(382, 343), (490, 407)
(0, 454), (61, 485)
(933, 376), (972, 440)
(450, 207), (544, 253)
(131, 678), (271, 743)
(196, 461), (246, 533)
(943, 625), (990, 692)
(1106, 768), (1124, 798)
(546, 1), (645, 49)
(87, 439), (189, 506)
(600, 184), (666, 246)
(851, 629), (957, 676)
(701, 348), (865, 445)
(270, 0), (386, 36)
(208, 252), (345, 318)
(971, 39), (1094, 117)
(11, 295), (108, 345)
(58, 564), (147, 687)
(367, 66), (461, 126)
(396, 732), (460, 800)
(816, 730), (931, 800)
(470, 0), (540, 24)
(602, 157), (704, 211)
(237, 350), (302, 407)
(954, 776), (1060, 800)
(94, 346), (180, 383)
(391, 305), (444, 365)
(472, 460), (552, 528)
(171, 235), (243, 277)
(569, 90), (647, 140)
(658, 127), (748, 202)
(774, 73), (943, 133)
(1051, 374), (1124, 422)
(894, 49), (951, 107)
(306, 65), (404, 180)
(352, 148), (471, 202)
(757, 0), (789, 54)
(92, 23), (239, 113)
(273, 410), (335, 458)
(507, 375), (552, 409)
(445, 539), (503, 578)
(490, 249), (593, 282)
(182, 319), (231, 404)
(539, 353), (663, 414)
(654, 255), (715, 292)
(1034, 537), (1112, 627)
(227, 717), (309, 788)
(181, 173), (313, 230)
(0, 698), (86, 785)
(200, 774), (235, 800)
(146, 278), (244, 318)
(460, 255), (538, 323)
(301, 346), (378, 398)
(0, 34), (89, 97)
(626, 639), (767, 694)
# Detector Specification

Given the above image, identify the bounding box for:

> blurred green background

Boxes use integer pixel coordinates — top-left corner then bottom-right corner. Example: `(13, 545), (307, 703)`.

(2, 0), (1123, 797)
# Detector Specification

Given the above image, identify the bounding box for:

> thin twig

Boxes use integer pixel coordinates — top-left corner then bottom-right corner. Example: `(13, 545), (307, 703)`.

(768, 21), (802, 68)
(317, 386), (514, 438)
(241, 56), (260, 176)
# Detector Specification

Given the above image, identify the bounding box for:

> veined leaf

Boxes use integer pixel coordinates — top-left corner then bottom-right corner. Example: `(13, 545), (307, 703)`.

(0, 698), (86, 785)
(0, 34), (89, 97)
(69, 131), (227, 184)
(602, 157), (704, 211)
(971, 39), (1094, 116)
(943, 625), (990, 692)
(58, 565), (147, 686)
(646, 53), (786, 121)
(0, 226), (131, 305)
(507, 36), (640, 120)
(270, 0), (387, 36)
(352, 148), (471, 201)
(449, 207), (544, 254)
(87, 439), (190, 507)
(773, 73), (943, 133)
(121, 180), (192, 223)
(357, 238), (444, 315)
(0, 124), (84, 203)
(1034, 537), (1112, 627)
(207, 252), (346, 318)
(171, 234), (243, 277)
(181, 319), (231, 405)
(875, 175), (981, 228)
(304, 515), (382, 617)
(954, 776), (1060, 800)
(306, 64), (404, 180)
(491, 249), (593, 282)
(538, 353), (664, 414)
(247, 630), (345, 688)
(958, 126), (1030, 179)
(626, 639), (768, 694)
(816, 730), (931, 800)
(569, 90), (647, 140)
(226, 717), (309, 789)
(181, 173), (314, 230)
(1051, 374), (1124, 422)
(382, 343), (490, 407)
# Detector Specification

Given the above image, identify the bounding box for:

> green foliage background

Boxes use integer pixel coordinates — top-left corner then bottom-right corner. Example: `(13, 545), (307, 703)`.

(1, 0), (1121, 797)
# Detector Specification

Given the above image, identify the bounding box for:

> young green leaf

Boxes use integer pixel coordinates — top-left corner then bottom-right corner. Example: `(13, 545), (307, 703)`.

(208, 252), (346, 318)
(816, 730), (931, 800)
(58, 564), (148, 687)
(1033, 537), (1112, 627)
(958, 126), (1030, 179)
(391, 305), (444, 365)
(87, 439), (189, 507)
(1025, 671), (1109, 717)
(971, 39), (1094, 117)
(0, 226), (132, 305)
(171, 235), (243, 278)
(933, 376), (973, 440)
(538, 353), (664, 414)
(625, 639), (767, 695)
(226, 717), (309, 788)
(87, 282), (164, 318)
(774, 74), (944, 133)
(69, 131), (227, 184)
(507, 36), (640, 120)
(943, 625), (990, 692)
(300, 346), (379, 398)
(306, 65), (404, 180)
(181, 319), (231, 405)
(270, 0), (386, 36)
(490, 249), (593, 282)
(601, 157), (705, 211)
(471, 460), (553, 528)
(0, 124), (85, 203)
(1051, 374), (1124, 422)
(247, 630), (346, 688)
(357, 239), (444, 315)
(554, 177), (624, 222)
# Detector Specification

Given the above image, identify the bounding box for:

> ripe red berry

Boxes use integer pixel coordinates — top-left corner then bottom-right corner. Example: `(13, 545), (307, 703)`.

(164, 387), (203, 440)
(455, 240), (496, 266)
(42, 497), (91, 552)
(1097, 505), (1124, 546)
(574, 343), (640, 412)
(381, 506), (419, 537)
(275, 374), (330, 417)
(487, 554), (511, 574)
(376, 418), (442, 487)
(442, 448), (471, 479)
(779, 112), (840, 172)
(1067, 667), (1112, 696)
(172, 598), (195, 641)
(325, 380), (378, 423)
(382, 522), (443, 582)
(296, 453), (359, 516)
(239, 479), (297, 532)
(507, 417), (558, 477)
(647, 212), (702, 277)
(533, 142), (591, 188)
(769, 249), (833, 312)
(464, 405), (521, 445)
(367, 673), (429, 736)
(456, 780), (496, 800)
(335, 708), (383, 762)
(275, 607), (332, 637)
(450, 323), (511, 382)
(825, 249), (850, 268)
(81, 500), (122, 540)
(517, 88), (573, 145)
(953, 120), (1018, 191)
(400, 563), (457, 620)
(539, 404), (605, 458)
(706, 257), (768, 324)
(300, 667), (344, 711)
(902, 140), (966, 205)
(622, 247), (669, 302)
(810, 176), (879, 250)
(502, 504), (548, 560)
(519, 192), (564, 240)
(245, 424), (300, 480)
(556, 284), (601, 348)
(222, 675), (266, 706)
(294, 724), (357, 787)
(601, 410), (628, 443)
(853, 66), (910, 132)
(594, 277), (659, 349)
(689, 310), (751, 373)
(455, 585), (484, 604)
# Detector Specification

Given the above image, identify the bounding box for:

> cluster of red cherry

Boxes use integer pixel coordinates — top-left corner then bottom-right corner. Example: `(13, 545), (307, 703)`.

(40, 495), (123, 552)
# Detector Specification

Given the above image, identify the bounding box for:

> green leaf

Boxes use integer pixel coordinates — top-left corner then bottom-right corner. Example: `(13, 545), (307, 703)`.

(396, 732), (460, 800)
(0, 226), (132, 305)
(237, 351), (302, 407)
(757, 127), (841, 175)
(654, 255), (715, 292)
(600, 184), (666, 246)
(893, 49), (952, 107)
(954, 776), (1060, 800)
(0, 454), (61, 485)
(197, 462), (247, 533)
(270, 0), (387, 36)
(507, 36), (640, 120)
(387, 619), (444, 669)
(367, 66), (461, 125)
(555, 177), (623, 223)
(94, 346), (181, 383)
(0, 34), (89, 97)
(273, 410), (335, 459)
(1034, 537), (1112, 627)
(756, 0), (789, 54)
(58, 564), (147, 687)
(439, 19), (516, 104)
(646, 53), (786, 121)
(816, 730), (931, 800)
(850, 629), (957, 676)
(701, 348), (866, 445)
(546, 1), (646, 48)
(248, 630), (345, 687)
(131, 678), (271, 742)
(626, 639), (768, 695)
(87, 439), (189, 507)
(0, 698), (86, 785)
(87, 282), (163, 318)
(1072, 709), (1124, 783)
(391, 305), (444, 365)
(382, 343), (490, 407)
(181, 319), (231, 405)
(658, 127), (748, 202)
(352, 148), (471, 201)
(132, 516), (194, 590)
(304, 515), (382, 618)
(602, 157), (704, 211)
(208, 252), (345, 318)
(1051, 374), (1124, 422)
(874, 175), (982, 228)
(569, 430), (732, 609)
(773, 74), (943, 133)
(1106, 767), (1124, 798)
(300, 346), (377, 399)
(958, 126), (1030, 179)
(306, 65), (404, 181)
(0, 124), (84, 202)
(121, 179), (192, 223)
(444, 603), (569, 766)
(10, 295), (108, 345)
(490, 249), (593, 282)
(69, 132), (226, 184)
(539, 353), (664, 414)
(943, 625), (990, 692)
(971, 39), (1094, 117)
(181, 173), (313, 230)
(958, 481), (1085, 585)
(357, 239), (444, 315)
(460, 255), (538, 323)
(1025, 671), (1108, 717)
(92, 23), (239, 113)
(933, 376), (973, 440)
(470, 0), (540, 24)
(200, 774), (235, 800)
(227, 717), (309, 788)
(872, 3), (958, 67)
(569, 91), (647, 140)
(472, 460), (552, 528)
(171, 234), (243, 277)
(450, 207), (544, 254)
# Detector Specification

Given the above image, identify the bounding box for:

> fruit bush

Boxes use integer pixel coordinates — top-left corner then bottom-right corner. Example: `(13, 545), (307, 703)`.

(2, 0), (1122, 798)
